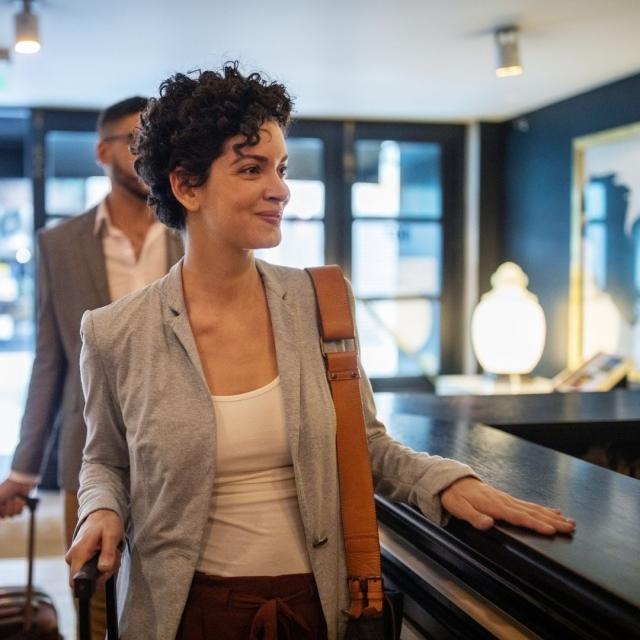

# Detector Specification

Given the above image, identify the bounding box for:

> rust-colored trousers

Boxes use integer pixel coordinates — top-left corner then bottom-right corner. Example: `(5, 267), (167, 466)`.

(175, 572), (328, 640)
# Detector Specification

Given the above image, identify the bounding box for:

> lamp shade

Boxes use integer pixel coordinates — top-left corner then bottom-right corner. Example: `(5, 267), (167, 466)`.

(472, 262), (546, 375)
(15, 3), (41, 54)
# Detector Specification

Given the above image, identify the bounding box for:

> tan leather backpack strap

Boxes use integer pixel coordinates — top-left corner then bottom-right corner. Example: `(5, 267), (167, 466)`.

(306, 265), (384, 619)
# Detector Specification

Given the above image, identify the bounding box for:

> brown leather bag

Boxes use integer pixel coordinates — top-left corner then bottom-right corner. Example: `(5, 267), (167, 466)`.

(306, 265), (402, 640)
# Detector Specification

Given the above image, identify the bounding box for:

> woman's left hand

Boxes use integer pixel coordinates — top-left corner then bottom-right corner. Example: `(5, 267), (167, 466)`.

(440, 477), (576, 536)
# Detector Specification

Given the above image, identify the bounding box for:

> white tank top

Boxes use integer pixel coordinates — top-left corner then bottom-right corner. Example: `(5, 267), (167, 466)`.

(196, 376), (313, 577)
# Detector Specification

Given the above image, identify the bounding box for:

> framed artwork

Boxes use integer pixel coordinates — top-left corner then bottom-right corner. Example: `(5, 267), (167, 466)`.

(569, 122), (640, 378)
(554, 352), (630, 392)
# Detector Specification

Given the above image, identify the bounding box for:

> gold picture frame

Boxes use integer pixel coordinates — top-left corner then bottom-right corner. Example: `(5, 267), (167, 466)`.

(569, 121), (640, 376)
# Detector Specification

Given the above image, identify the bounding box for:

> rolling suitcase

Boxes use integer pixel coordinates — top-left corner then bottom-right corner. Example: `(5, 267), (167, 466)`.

(0, 495), (62, 639)
(72, 556), (118, 640)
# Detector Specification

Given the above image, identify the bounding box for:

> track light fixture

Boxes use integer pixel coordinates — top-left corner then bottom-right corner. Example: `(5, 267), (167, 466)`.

(495, 26), (522, 78)
(15, 0), (41, 54)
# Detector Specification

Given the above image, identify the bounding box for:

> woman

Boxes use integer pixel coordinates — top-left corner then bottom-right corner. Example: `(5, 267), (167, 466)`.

(66, 64), (575, 640)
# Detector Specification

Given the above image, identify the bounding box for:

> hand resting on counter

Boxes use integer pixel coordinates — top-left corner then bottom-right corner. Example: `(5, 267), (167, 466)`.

(440, 477), (576, 535)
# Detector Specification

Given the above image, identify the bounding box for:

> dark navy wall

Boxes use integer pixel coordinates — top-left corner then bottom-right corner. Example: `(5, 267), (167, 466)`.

(501, 72), (640, 376)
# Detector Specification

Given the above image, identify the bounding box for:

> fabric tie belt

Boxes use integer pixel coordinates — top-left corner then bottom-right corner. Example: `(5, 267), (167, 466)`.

(232, 589), (311, 639)
(191, 571), (318, 640)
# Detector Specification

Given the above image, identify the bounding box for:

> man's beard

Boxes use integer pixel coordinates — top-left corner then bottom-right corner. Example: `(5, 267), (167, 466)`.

(111, 158), (149, 202)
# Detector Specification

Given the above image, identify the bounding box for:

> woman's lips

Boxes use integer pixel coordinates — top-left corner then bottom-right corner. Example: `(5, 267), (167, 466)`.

(257, 211), (282, 225)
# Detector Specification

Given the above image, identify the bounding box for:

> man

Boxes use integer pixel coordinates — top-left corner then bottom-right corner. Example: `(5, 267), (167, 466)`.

(0, 97), (183, 638)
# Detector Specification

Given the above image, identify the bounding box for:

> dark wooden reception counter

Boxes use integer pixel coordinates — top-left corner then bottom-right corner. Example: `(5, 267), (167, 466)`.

(376, 389), (640, 448)
(373, 392), (640, 639)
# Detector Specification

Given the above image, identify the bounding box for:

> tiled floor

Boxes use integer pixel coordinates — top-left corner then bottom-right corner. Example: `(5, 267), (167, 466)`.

(0, 490), (76, 639)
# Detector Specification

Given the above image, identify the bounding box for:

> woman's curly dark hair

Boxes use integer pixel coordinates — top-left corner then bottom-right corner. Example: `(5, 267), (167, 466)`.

(134, 62), (293, 230)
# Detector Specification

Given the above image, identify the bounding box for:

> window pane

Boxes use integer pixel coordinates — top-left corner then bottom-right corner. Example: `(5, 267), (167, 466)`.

(286, 138), (324, 220)
(45, 131), (109, 216)
(46, 131), (101, 178)
(356, 299), (440, 377)
(256, 220), (324, 269)
(352, 221), (441, 297)
(352, 140), (441, 218)
(287, 138), (323, 181)
(45, 177), (110, 217)
(0, 178), (34, 455)
(286, 179), (324, 220)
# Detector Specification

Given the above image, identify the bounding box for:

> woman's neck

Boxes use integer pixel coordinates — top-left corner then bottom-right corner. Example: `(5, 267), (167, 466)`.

(181, 234), (261, 307)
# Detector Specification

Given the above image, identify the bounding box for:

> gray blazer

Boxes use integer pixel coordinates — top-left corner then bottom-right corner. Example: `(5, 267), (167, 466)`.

(78, 259), (476, 640)
(11, 206), (183, 491)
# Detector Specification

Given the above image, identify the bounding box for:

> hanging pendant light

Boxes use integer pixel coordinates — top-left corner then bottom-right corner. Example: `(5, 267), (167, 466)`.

(495, 26), (522, 78)
(15, 0), (41, 54)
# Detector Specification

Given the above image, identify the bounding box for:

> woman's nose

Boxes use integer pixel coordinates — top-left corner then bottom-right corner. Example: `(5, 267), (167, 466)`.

(267, 173), (290, 204)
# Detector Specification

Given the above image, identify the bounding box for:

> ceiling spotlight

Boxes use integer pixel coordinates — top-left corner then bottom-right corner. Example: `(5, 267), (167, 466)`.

(495, 26), (522, 78)
(15, 0), (41, 54)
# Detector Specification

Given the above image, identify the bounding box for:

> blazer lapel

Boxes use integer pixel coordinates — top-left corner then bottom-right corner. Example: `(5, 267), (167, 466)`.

(75, 207), (111, 307)
(257, 260), (302, 464)
(161, 261), (208, 387)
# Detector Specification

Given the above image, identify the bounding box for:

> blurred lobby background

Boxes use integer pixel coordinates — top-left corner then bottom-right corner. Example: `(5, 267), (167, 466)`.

(1, 1), (640, 638)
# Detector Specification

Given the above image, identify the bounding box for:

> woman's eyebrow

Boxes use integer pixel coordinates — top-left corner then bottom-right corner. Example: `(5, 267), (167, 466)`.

(231, 153), (289, 165)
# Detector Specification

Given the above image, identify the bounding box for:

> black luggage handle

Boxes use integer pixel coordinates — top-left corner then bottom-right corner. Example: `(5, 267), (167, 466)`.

(73, 554), (100, 599)
(73, 553), (119, 639)
(21, 494), (39, 632)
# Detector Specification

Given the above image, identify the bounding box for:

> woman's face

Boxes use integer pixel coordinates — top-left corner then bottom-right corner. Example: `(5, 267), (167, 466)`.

(189, 120), (290, 251)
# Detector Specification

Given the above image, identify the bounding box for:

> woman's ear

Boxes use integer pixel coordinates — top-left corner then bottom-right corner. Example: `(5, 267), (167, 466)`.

(169, 170), (200, 213)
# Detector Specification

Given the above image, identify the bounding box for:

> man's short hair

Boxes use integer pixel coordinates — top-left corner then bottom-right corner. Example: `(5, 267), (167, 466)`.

(97, 96), (148, 132)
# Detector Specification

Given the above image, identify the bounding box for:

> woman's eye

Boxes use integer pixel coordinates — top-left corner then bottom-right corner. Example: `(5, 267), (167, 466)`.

(279, 165), (288, 177)
(240, 165), (259, 175)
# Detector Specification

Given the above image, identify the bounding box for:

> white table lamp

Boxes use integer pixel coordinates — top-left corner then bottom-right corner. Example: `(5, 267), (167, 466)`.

(472, 262), (546, 376)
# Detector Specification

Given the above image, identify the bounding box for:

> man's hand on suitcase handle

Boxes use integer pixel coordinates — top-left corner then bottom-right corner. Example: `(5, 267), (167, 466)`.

(0, 477), (33, 518)
(65, 508), (124, 589)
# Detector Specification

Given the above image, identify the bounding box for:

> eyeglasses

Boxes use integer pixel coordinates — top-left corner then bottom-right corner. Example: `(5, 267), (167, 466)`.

(102, 133), (135, 145)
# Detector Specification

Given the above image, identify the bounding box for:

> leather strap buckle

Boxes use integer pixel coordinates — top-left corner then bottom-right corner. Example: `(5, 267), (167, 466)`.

(343, 576), (384, 618)
(324, 351), (360, 382)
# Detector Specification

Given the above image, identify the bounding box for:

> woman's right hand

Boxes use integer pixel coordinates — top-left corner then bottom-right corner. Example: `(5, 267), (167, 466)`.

(65, 509), (124, 588)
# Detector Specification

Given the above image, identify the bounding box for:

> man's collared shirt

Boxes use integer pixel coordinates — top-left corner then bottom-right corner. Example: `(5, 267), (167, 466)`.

(94, 199), (167, 301)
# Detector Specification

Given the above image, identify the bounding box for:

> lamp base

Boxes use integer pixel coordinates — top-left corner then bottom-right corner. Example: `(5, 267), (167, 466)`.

(485, 372), (530, 390)
(436, 374), (554, 395)
(481, 372), (554, 394)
